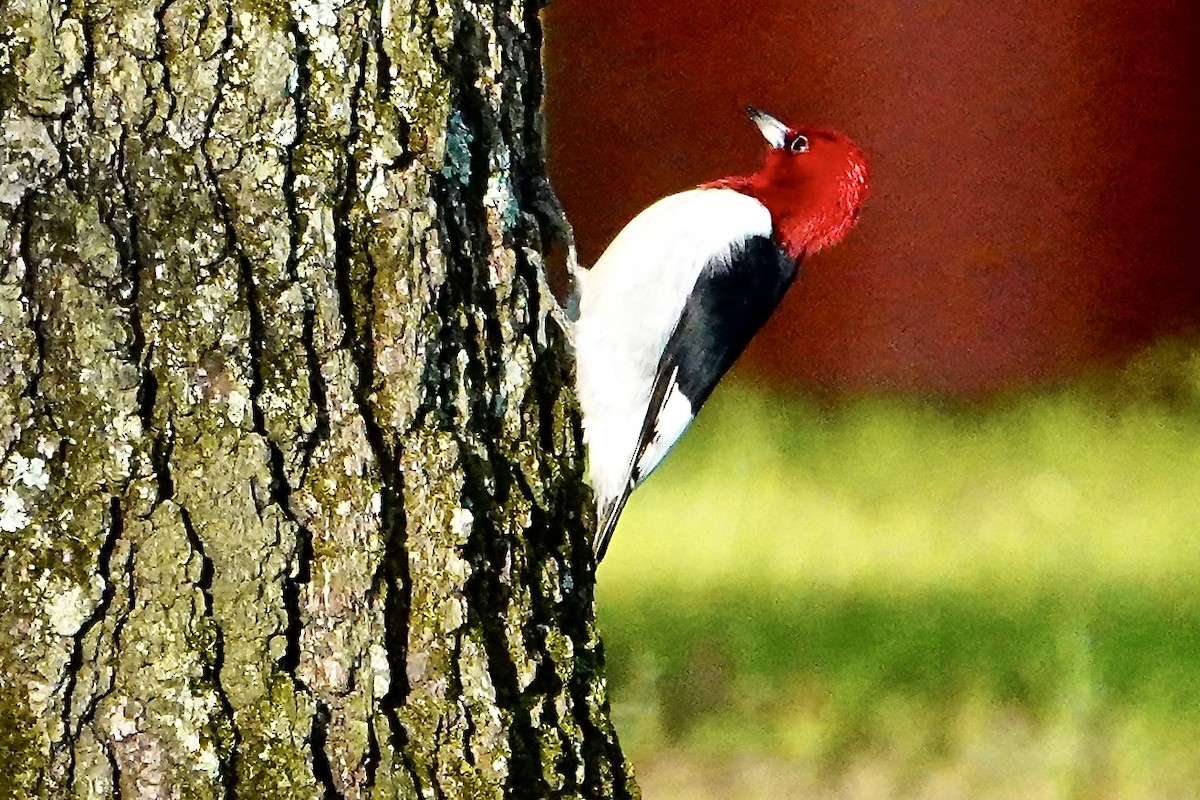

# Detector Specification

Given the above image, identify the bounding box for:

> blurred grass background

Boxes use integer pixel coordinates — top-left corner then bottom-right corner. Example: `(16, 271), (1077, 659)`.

(594, 340), (1200, 800)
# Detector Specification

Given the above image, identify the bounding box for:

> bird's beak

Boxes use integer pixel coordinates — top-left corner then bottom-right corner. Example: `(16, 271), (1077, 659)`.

(747, 106), (789, 149)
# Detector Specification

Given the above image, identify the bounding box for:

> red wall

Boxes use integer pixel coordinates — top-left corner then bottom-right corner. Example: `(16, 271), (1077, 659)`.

(544, 1), (1200, 393)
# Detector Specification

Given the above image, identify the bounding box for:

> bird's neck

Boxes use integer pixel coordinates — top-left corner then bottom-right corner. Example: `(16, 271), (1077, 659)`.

(705, 172), (858, 261)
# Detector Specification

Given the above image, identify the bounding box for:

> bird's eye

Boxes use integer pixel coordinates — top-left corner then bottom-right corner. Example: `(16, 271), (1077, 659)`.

(788, 134), (810, 153)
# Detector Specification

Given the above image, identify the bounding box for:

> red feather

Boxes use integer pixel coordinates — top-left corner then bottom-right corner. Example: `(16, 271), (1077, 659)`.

(706, 126), (870, 260)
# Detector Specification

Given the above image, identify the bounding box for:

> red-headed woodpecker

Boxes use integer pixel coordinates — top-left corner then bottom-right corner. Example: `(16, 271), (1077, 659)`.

(575, 107), (870, 561)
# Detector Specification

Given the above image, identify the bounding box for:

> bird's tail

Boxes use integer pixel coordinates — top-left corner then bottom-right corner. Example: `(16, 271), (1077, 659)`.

(592, 486), (633, 564)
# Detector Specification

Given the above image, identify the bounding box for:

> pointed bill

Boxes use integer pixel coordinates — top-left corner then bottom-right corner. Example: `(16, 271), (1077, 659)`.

(747, 106), (789, 149)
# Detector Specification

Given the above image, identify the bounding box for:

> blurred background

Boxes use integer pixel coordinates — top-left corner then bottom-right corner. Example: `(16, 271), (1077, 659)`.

(543, 1), (1200, 798)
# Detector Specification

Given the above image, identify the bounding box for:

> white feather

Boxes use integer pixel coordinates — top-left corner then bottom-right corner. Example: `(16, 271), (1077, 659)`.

(634, 368), (693, 481)
(575, 188), (771, 511)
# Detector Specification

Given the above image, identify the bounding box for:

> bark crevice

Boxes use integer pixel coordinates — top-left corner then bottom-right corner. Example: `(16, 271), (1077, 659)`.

(56, 497), (125, 791)
(179, 505), (241, 800)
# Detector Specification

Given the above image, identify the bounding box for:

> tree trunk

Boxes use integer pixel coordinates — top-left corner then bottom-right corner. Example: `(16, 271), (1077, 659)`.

(0, 0), (636, 797)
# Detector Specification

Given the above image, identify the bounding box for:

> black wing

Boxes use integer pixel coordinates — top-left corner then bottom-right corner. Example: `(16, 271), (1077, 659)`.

(593, 235), (798, 561)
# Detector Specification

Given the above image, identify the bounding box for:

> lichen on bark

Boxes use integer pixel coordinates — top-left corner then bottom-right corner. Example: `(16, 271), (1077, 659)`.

(0, 0), (636, 797)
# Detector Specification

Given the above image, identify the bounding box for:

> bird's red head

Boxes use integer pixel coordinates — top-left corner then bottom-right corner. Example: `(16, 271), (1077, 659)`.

(708, 107), (870, 260)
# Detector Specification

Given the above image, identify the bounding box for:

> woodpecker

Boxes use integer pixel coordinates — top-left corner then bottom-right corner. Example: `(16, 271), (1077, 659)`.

(574, 107), (869, 562)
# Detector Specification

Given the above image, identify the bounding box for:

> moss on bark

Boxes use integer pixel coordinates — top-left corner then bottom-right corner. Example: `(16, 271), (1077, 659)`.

(0, 0), (636, 796)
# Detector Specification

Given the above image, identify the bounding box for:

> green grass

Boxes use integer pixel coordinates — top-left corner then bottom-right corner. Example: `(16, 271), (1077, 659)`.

(594, 344), (1200, 799)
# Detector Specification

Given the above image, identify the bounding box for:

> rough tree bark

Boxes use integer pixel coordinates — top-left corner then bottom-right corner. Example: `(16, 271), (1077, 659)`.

(0, 0), (637, 797)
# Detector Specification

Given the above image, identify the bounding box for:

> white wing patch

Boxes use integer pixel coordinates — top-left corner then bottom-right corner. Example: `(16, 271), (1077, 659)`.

(633, 368), (694, 484)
